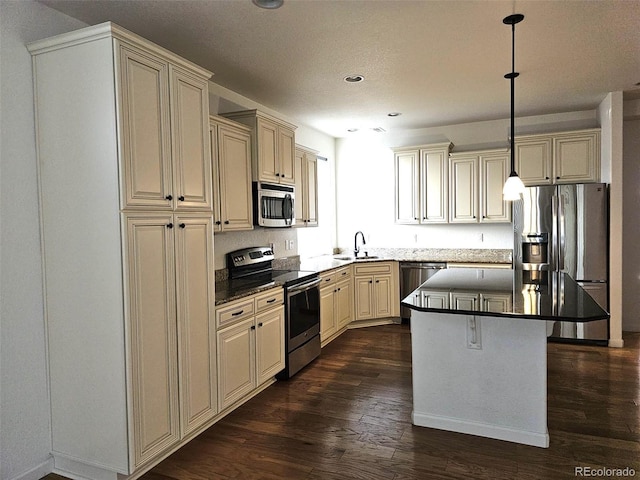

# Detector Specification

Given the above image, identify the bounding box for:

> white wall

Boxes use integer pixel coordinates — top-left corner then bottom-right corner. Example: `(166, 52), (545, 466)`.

(622, 100), (640, 332)
(335, 110), (599, 253)
(209, 83), (336, 269)
(0, 2), (87, 479)
(599, 92), (624, 347)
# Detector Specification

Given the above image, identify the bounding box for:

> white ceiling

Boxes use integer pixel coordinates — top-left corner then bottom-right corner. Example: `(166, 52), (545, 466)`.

(39, 0), (640, 138)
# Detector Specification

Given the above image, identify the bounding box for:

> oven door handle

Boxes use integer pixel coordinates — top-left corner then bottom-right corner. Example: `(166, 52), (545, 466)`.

(287, 278), (322, 295)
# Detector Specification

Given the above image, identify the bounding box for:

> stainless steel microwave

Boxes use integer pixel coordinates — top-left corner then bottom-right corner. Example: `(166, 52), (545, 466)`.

(254, 182), (295, 227)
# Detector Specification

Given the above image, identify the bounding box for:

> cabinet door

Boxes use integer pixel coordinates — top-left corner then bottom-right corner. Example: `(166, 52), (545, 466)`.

(515, 138), (552, 186)
(450, 292), (478, 311)
(420, 291), (450, 309)
(480, 153), (511, 223)
(293, 149), (305, 225)
(480, 293), (512, 313)
(394, 150), (420, 224)
(320, 285), (337, 340)
(118, 44), (172, 209)
(209, 124), (223, 232)
(305, 154), (319, 226)
(449, 156), (478, 223)
(278, 127), (296, 184)
(217, 318), (255, 410)
(123, 214), (179, 466)
(169, 66), (212, 211)
(256, 306), (285, 385)
(336, 279), (353, 330)
(354, 276), (375, 320)
(374, 275), (393, 318)
(256, 118), (279, 183)
(553, 133), (599, 183)
(421, 149), (448, 223)
(174, 215), (217, 436)
(218, 125), (253, 230)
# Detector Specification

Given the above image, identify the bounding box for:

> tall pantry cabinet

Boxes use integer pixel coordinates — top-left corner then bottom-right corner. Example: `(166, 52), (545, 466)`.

(28, 23), (217, 479)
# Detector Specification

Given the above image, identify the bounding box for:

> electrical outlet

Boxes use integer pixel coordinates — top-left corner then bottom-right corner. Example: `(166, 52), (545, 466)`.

(467, 317), (482, 349)
(289, 240), (295, 250)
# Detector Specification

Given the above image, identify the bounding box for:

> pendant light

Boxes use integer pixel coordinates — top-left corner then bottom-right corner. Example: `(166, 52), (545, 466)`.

(502, 13), (526, 201)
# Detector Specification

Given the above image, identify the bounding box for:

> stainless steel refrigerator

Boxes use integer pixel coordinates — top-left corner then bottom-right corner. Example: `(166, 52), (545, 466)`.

(513, 183), (609, 343)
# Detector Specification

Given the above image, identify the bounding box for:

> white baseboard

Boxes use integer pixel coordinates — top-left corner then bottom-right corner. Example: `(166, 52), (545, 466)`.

(412, 411), (549, 448)
(9, 457), (53, 480)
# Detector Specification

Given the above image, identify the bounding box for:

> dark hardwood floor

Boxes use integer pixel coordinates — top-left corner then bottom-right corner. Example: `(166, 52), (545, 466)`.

(45, 325), (640, 480)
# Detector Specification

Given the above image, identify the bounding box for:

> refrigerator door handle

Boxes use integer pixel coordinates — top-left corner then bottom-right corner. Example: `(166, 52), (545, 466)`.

(558, 193), (565, 271)
(552, 194), (558, 271)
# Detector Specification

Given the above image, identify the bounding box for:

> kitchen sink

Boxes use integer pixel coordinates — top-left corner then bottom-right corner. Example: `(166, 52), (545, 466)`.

(334, 255), (379, 261)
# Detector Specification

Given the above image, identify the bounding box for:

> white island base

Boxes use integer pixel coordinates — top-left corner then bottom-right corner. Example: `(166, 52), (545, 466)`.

(410, 312), (550, 448)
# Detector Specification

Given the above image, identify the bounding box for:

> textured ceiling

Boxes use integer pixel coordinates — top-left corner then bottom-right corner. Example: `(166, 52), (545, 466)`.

(39, 0), (640, 138)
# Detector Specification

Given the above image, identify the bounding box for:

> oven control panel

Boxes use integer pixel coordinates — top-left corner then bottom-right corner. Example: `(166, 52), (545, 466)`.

(227, 246), (275, 268)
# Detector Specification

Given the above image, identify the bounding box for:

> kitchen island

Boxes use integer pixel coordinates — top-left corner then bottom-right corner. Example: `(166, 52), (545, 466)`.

(401, 268), (609, 448)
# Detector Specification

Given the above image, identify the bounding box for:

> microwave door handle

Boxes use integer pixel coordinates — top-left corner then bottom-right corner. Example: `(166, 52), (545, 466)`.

(283, 194), (293, 225)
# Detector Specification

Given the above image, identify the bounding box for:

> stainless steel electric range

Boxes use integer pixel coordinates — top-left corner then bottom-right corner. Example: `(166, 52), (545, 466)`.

(227, 247), (321, 378)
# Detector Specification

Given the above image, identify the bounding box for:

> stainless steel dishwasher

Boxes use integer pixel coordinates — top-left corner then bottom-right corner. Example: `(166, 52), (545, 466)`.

(400, 262), (447, 320)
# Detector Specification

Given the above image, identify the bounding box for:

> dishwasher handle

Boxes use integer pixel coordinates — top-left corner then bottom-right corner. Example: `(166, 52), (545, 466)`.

(400, 262), (447, 270)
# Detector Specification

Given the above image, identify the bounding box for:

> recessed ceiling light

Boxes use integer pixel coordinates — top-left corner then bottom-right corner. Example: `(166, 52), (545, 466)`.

(387, 112), (402, 117)
(344, 75), (364, 83)
(252, 0), (283, 9)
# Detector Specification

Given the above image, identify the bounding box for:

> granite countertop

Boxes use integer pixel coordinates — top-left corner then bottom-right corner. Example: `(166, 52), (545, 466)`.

(401, 268), (609, 323)
(216, 248), (513, 306)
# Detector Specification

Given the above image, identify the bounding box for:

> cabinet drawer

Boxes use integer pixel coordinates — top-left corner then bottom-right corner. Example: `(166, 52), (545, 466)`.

(216, 298), (255, 328)
(255, 288), (284, 313)
(334, 266), (351, 281)
(320, 271), (337, 287)
(354, 262), (393, 276)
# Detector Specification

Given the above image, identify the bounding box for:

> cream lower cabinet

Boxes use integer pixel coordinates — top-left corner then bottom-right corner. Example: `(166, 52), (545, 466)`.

(294, 145), (319, 227)
(449, 150), (510, 224)
(320, 266), (353, 345)
(353, 262), (400, 321)
(210, 115), (253, 232)
(515, 129), (601, 186)
(124, 213), (217, 465)
(450, 292), (512, 313)
(216, 288), (285, 410)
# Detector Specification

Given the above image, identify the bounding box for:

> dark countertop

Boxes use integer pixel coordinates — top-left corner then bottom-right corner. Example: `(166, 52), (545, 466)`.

(215, 280), (281, 306)
(401, 268), (609, 322)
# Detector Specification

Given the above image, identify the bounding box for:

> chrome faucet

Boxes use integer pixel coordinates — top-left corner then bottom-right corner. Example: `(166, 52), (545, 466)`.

(354, 231), (366, 258)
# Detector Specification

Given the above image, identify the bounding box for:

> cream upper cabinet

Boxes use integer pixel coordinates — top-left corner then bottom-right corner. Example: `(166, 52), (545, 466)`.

(449, 154), (478, 223)
(514, 137), (553, 186)
(118, 42), (212, 211)
(479, 151), (511, 223)
(222, 110), (297, 185)
(394, 149), (420, 224)
(449, 150), (510, 224)
(553, 130), (600, 183)
(210, 116), (253, 232)
(394, 143), (451, 224)
(294, 145), (319, 227)
(421, 147), (450, 223)
(515, 129), (600, 185)
(353, 262), (400, 321)
(29, 23), (215, 479)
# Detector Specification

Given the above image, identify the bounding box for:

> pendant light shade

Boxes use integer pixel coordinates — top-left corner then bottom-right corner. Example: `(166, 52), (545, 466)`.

(503, 13), (525, 201)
